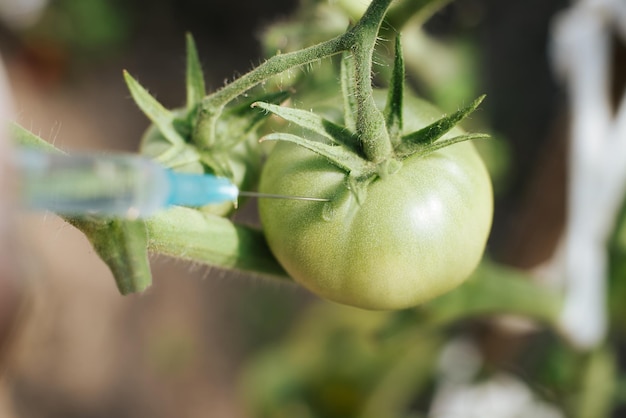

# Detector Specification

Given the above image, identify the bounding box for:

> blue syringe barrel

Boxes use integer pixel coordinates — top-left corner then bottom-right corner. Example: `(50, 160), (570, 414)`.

(17, 150), (239, 219)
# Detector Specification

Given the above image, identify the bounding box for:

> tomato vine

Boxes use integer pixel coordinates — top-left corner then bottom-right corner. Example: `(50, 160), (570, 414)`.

(15, 0), (498, 309)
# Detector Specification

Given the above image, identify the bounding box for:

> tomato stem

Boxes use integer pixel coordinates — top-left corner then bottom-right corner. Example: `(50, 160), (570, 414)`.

(194, 34), (350, 148)
(193, 0), (397, 159)
(349, 0), (394, 163)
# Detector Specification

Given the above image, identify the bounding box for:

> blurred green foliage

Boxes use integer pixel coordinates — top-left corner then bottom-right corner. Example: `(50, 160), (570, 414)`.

(26, 0), (130, 54)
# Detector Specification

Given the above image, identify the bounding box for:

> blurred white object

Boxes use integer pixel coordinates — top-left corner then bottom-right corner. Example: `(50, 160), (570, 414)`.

(550, 0), (626, 349)
(0, 0), (48, 29)
(429, 373), (565, 418)
(429, 339), (564, 418)
(436, 337), (483, 384)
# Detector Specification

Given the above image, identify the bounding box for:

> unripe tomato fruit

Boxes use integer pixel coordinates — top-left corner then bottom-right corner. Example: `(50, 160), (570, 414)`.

(258, 92), (493, 310)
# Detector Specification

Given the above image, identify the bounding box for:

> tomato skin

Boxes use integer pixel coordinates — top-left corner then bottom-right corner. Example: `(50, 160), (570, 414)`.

(258, 93), (493, 310)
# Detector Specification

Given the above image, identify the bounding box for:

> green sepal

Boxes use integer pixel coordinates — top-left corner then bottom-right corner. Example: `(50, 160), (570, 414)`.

(123, 70), (185, 147)
(68, 217), (152, 295)
(399, 133), (490, 160)
(384, 34), (404, 145)
(261, 132), (373, 176)
(399, 94), (486, 152)
(252, 101), (362, 154)
(340, 51), (358, 133)
(130, 47), (288, 178)
(185, 33), (206, 114)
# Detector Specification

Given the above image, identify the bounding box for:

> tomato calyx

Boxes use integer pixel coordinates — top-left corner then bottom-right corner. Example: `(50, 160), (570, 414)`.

(254, 35), (489, 199)
(124, 33), (288, 180)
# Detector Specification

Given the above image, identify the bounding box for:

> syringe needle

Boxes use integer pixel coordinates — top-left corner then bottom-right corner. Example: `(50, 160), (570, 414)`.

(237, 191), (330, 202)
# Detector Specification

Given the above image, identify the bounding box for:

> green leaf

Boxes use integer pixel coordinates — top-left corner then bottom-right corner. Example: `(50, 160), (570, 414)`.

(340, 51), (358, 133)
(9, 121), (63, 154)
(401, 94), (486, 148)
(145, 206), (289, 280)
(399, 133), (490, 159)
(69, 218), (152, 295)
(384, 34), (404, 145)
(185, 33), (206, 113)
(262, 132), (372, 175)
(123, 70), (185, 147)
(252, 101), (362, 154)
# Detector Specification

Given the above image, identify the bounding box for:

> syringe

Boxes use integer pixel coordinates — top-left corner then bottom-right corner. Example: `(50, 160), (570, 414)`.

(16, 149), (328, 219)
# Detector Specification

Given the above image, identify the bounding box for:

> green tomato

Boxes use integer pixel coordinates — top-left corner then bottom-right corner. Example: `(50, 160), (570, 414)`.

(258, 92), (493, 310)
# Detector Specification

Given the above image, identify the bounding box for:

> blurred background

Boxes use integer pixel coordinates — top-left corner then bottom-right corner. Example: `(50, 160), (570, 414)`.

(0, 0), (613, 417)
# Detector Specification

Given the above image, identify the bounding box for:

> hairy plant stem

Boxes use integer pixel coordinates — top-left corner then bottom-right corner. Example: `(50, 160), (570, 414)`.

(193, 35), (350, 148)
(193, 0), (395, 165)
(351, 0), (394, 163)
